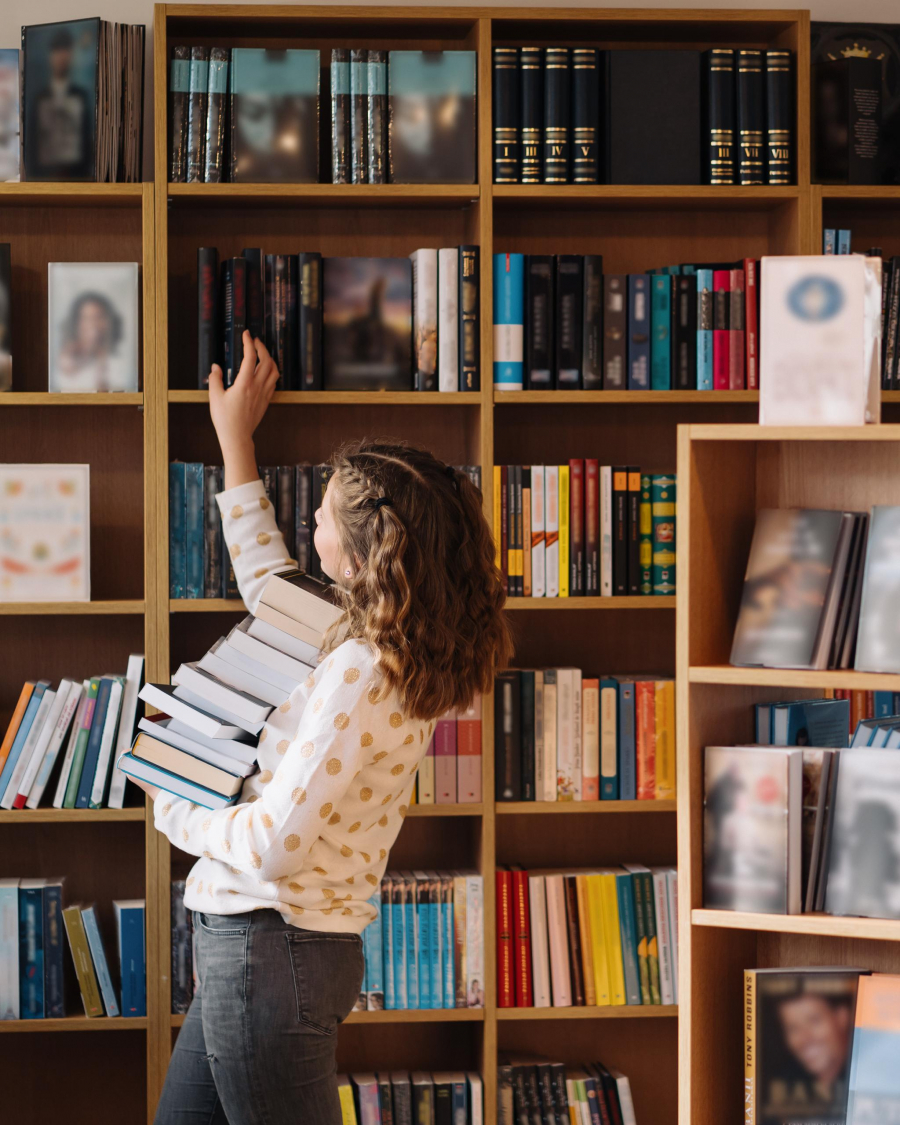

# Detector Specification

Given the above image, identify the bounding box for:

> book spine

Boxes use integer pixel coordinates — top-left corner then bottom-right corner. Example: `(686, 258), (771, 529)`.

(19, 885), (43, 1017)
(600, 465), (613, 596)
(292, 464), (311, 576)
(42, 884), (64, 1018)
(674, 275), (697, 390)
(196, 247), (218, 388)
(531, 465), (546, 598)
(520, 671), (534, 800)
(493, 47), (519, 183)
(655, 681), (675, 801)
(367, 51), (387, 184)
(411, 249), (438, 392)
(350, 49), (368, 184)
(696, 269), (714, 390)
(392, 878), (407, 1009)
(494, 671), (521, 801)
(545, 465), (559, 597)
(612, 467), (628, 596)
(583, 255), (604, 390)
(728, 268), (745, 390)
(571, 48), (599, 183)
(542, 48), (570, 183)
(169, 463), (186, 599)
(522, 467), (532, 597)
(525, 255), (554, 389)
(519, 46), (543, 183)
(299, 252), (323, 391)
(169, 46), (190, 182)
(616, 876), (641, 1005)
(582, 680), (600, 800)
(331, 49), (350, 184)
(627, 468), (641, 596)
(652, 872), (675, 1005)
(541, 671), (557, 801)
(500, 464), (508, 593)
(512, 870), (533, 1007)
(493, 254), (525, 390)
(417, 877), (431, 1010)
(652, 474), (677, 596)
(545, 876), (571, 1006)
(225, 256), (248, 387)
(63, 680), (98, 809)
(766, 50), (793, 185)
(603, 275), (627, 389)
(712, 270), (730, 390)
(585, 459), (599, 596)
(744, 258), (759, 389)
(119, 906), (147, 1017)
(496, 870), (514, 1006)
(74, 679), (112, 809)
(556, 256), (583, 387)
(650, 274), (672, 391)
(457, 694), (482, 803)
(745, 970), (757, 1124)
(285, 255), (300, 390)
(558, 465), (570, 599)
(272, 255), (288, 388)
(563, 876), (585, 1004)
(438, 248), (459, 393)
(639, 473), (653, 595)
(203, 48), (229, 183)
(736, 49), (765, 185)
(434, 711), (458, 804)
(242, 248), (264, 342)
(635, 681), (656, 801)
(405, 876), (418, 1010)
(184, 463), (204, 600)
(569, 459), (584, 596)
(627, 275), (650, 390)
(600, 679), (619, 800)
(705, 48), (735, 184)
(186, 47), (210, 184)
(381, 877), (394, 1009)
(510, 464), (522, 596)
(458, 246), (480, 391)
(618, 681), (636, 801)
(442, 877), (455, 1009)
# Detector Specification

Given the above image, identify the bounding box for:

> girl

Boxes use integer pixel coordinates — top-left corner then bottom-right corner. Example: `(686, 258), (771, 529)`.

(136, 332), (511, 1125)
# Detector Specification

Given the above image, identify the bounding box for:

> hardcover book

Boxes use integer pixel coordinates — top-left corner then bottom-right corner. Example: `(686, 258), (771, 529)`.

(0, 50), (21, 182)
(846, 974), (900, 1125)
(389, 51), (476, 184)
(854, 507), (900, 674)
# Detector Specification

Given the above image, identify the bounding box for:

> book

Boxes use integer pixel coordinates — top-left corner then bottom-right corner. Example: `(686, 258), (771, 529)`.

(525, 256), (553, 389)
(492, 47), (519, 183)
(626, 275), (650, 390)
(437, 248), (459, 393)
(168, 45), (190, 182)
(766, 50), (793, 185)
(132, 733), (244, 797)
(62, 903), (103, 1017)
(705, 48), (735, 184)
(855, 507), (900, 674)
(519, 46), (542, 184)
(330, 48), (350, 184)
(186, 46), (209, 183)
(410, 249), (438, 392)
(138, 683), (247, 741)
(582, 256), (604, 390)
(197, 247), (218, 387)
(114, 900), (146, 1016)
(571, 48), (599, 184)
(542, 47), (569, 184)
(696, 268), (714, 389)
(367, 51), (387, 185)
(736, 49), (765, 185)
(203, 47), (229, 183)
(650, 274), (673, 390)
(458, 245), (480, 392)
(81, 904), (120, 1017)
(493, 254), (525, 391)
(846, 974), (900, 1125)
(556, 256), (583, 388)
(350, 49), (368, 185)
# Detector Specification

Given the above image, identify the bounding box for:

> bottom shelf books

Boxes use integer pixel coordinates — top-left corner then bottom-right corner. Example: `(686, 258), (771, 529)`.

(497, 866), (678, 1009)
(0, 879), (145, 1020)
(339, 1072), (483, 1125)
(498, 1056), (637, 1125)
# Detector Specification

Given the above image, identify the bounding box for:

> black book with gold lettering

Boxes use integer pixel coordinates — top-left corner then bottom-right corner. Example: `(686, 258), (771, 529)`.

(704, 48), (735, 184)
(169, 46), (190, 182)
(299, 252), (322, 391)
(766, 50), (794, 184)
(674, 275), (697, 390)
(519, 46), (542, 183)
(493, 46), (519, 183)
(542, 47), (570, 184)
(571, 47), (599, 184)
(736, 49), (765, 185)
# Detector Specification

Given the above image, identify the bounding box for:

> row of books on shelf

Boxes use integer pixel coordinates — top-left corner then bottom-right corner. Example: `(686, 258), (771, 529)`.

(497, 865), (678, 1010)
(499, 1056), (638, 1125)
(491, 46), (794, 186)
(0, 656), (144, 812)
(493, 465), (676, 599)
(413, 703), (482, 805)
(744, 968), (900, 1125)
(197, 246), (481, 392)
(492, 253), (759, 391)
(0, 880), (145, 1020)
(169, 46), (476, 185)
(338, 1071), (483, 1125)
(730, 506), (900, 673)
(495, 671), (675, 804)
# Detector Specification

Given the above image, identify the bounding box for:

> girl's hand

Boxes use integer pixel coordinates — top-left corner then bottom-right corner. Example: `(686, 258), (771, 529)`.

(208, 332), (281, 489)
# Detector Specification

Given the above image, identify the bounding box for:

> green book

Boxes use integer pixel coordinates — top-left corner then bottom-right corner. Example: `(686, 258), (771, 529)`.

(651, 473), (676, 596)
(63, 678), (100, 808)
(641, 871), (662, 1005)
(624, 867), (652, 1004)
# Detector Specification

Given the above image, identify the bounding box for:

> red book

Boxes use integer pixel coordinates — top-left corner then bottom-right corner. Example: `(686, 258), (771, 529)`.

(496, 869), (514, 1007)
(635, 679), (657, 801)
(568, 458), (584, 596)
(511, 869), (533, 1007)
(500, 465), (509, 595)
(712, 270), (730, 390)
(728, 268), (745, 389)
(744, 258), (759, 389)
(584, 459), (599, 596)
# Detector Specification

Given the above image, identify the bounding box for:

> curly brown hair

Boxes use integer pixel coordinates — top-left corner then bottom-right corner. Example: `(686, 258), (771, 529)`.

(321, 438), (512, 721)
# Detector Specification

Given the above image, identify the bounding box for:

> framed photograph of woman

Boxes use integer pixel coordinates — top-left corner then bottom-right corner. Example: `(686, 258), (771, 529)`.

(48, 262), (139, 392)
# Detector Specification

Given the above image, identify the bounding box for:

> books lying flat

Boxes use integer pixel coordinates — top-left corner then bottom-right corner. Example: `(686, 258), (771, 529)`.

(172, 685), (265, 737)
(220, 622), (309, 693)
(198, 639), (291, 708)
(116, 751), (240, 810)
(138, 683), (246, 740)
(132, 732), (246, 797)
(171, 663), (272, 724)
(247, 615), (320, 666)
(259, 569), (342, 634)
(253, 602), (328, 651)
(138, 717), (256, 773)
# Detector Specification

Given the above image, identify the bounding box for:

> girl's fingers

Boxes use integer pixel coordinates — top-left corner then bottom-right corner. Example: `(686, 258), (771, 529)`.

(208, 363), (224, 402)
(235, 330), (257, 385)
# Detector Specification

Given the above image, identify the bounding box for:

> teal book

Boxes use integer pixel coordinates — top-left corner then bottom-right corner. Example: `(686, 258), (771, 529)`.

(404, 872), (419, 1009)
(771, 698), (849, 746)
(616, 679), (636, 801)
(427, 871), (442, 1009)
(650, 274), (672, 390)
(169, 462), (187, 599)
(364, 894), (384, 1010)
(392, 876), (407, 1009)
(624, 867), (651, 1004)
(74, 677), (114, 809)
(696, 269), (714, 390)
(493, 254), (524, 390)
(114, 900), (146, 1017)
(18, 880), (44, 1018)
(442, 877), (455, 1009)
(414, 872), (431, 1010)
(184, 462), (204, 600)
(614, 869), (642, 1005)
(382, 876), (395, 1009)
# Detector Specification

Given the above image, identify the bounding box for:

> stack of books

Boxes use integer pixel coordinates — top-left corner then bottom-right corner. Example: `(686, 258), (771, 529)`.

(338, 1071), (483, 1125)
(119, 570), (342, 810)
(498, 1055), (638, 1125)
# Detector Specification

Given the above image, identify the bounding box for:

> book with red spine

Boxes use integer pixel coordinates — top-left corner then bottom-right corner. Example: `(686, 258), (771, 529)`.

(712, 270), (731, 390)
(568, 459), (585, 597)
(456, 693), (482, 802)
(635, 679), (657, 801)
(496, 869), (515, 1007)
(511, 868), (533, 1007)
(500, 465), (509, 595)
(585, 459), (599, 596)
(728, 267), (746, 389)
(744, 258), (759, 389)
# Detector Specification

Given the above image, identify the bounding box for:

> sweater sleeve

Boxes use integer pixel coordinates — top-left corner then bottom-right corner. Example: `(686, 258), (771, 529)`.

(152, 643), (398, 882)
(215, 478), (296, 613)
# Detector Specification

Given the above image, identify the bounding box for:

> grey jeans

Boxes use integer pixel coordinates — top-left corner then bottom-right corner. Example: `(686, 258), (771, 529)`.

(154, 909), (365, 1125)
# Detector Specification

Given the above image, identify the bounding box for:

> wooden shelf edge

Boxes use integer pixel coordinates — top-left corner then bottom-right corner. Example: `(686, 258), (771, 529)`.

(0, 182), (143, 206)
(497, 800), (676, 814)
(0, 807), (145, 823)
(689, 666), (900, 691)
(169, 390), (481, 405)
(407, 804), (483, 817)
(170, 598), (247, 613)
(0, 1015), (148, 1032)
(821, 185), (900, 201)
(505, 596), (675, 610)
(495, 390), (759, 405)
(344, 1008), (485, 1023)
(692, 908), (900, 943)
(683, 423), (900, 442)
(0, 392), (143, 406)
(492, 184), (801, 209)
(497, 1004), (678, 1020)
(167, 183), (480, 206)
(0, 600), (145, 616)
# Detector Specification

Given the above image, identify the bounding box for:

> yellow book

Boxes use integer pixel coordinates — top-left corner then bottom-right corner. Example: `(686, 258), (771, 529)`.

(558, 465), (570, 597)
(337, 1076), (358, 1125)
(62, 905), (104, 1017)
(575, 874), (596, 1006)
(585, 874), (611, 1006)
(493, 466), (502, 570)
(595, 869), (626, 1005)
(655, 679), (676, 800)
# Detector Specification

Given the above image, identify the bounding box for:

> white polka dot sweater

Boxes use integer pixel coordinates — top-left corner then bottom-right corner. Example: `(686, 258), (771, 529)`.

(152, 478), (430, 933)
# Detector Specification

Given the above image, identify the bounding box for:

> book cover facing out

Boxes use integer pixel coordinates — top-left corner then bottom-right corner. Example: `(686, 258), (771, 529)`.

(0, 463), (90, 601)
(847, 974), (900, 1125)
(322, 257), (412, 390)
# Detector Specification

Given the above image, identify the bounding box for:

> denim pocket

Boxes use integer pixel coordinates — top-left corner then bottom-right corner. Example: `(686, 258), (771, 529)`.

(196, 911), (252, 936)
(284, 931), (365, 1035)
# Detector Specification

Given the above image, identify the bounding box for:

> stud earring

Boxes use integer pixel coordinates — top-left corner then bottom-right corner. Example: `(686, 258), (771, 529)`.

(344, 567), (352, 578)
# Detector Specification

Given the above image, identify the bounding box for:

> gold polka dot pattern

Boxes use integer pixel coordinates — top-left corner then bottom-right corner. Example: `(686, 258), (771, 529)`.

(319, 802), (332, 819)
(277, 739), (289, 755)
(259, 770), (272, 784)
(389, 712), (402, 728)
(334, 713), (350, 731)
(230, 505), (243, 519)
(291, 787), (306, 806)
(250, 852), (262, 869)
(326, 757), (342, 775)
(361, 732), (373, 747)
(344, 667), (360, 684)
(300, 741), (314, 757)
(360, 787), (372, 801)
(259, 498), (269, 510)
(284, 834), (301, 851)
(257, 532), (271, 545)
(391, 764), (404, 776)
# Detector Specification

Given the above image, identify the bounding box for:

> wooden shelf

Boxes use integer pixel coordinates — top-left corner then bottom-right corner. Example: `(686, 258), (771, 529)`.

(685, 422), (900, 442)
(821, 185), (900, 202)
(0, 807), (145, 823)
(407, 803), (483, 817)
(495, 390), (759, 405)
(0, 393), (143, 406)
(167, 183), (480, 207)
(492, 184), (800, 209)
(170, 598), (246, 613)
(497, 1005), (678, 1020)
(692, 909), (900, 943)
(344, 1008), (485, 1024)
(169, 390), (482, 405)
(0, 182), (143, 207)
(689, 665), (900, 691)
(505, 596), (675, 610)
(0, 1015), (148, 1032)
(0, 600), (145, 616)
(497, 800), (676, 814)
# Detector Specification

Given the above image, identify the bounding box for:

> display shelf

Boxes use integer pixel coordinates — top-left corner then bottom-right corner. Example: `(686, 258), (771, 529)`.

(168, 182), (481, 207)
(169, 390), (482, 405)
(493, 184), (801, 209)
(496, 800), (676, 815)
(0, 807), (145, 823)
(495, 391), (759, 405)
(692, 909), (900, 943)
(0, 600), (146, 616)
(496, 1005), (678, 1020)
(0, 1016), (149, 1033)
(505, 597), (675, 610)
(0, 393), (144, 406)
(689, 666), (900, 691)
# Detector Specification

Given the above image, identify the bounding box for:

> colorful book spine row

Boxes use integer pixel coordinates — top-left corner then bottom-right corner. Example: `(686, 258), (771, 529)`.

(338, 1071), (483, 1125)
(493, 252), (760, 391)
(496, 866), (679, 1009)
(499, 1058), (639, 1125)
(414, 701), (482, 805)
(493, 464), (676, 598)
(353, 871), (484, 1012)
(0, 880), (145, 1020)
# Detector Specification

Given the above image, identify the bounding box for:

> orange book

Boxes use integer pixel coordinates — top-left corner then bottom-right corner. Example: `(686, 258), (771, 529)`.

(0, 682), (35, 773)
(634, 680), (657, 801)
(851, 691), (867, 734)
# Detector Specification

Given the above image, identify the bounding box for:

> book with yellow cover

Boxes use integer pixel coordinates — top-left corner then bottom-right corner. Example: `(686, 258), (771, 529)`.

(655, 679), (676, 800)
(585, 873), (611, 1006)
(337, 1075), (358, 1125)
(575, 874), (596, 1006)
(62, 904), (104, 1017)
(594, 869), (626, 1005)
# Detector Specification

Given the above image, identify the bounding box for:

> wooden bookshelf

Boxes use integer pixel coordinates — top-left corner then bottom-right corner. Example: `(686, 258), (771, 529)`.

(676, 425), (900, 1125)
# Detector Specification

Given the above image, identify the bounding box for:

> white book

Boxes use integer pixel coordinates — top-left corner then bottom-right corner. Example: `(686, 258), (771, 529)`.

(666, 866), (679, 1003)
(418, 734), (435, 803)
(555, 668), (581, 801)
(2, 688), (56, 808)
(465, 873), (484, 1008)
(247, 615), (321, 667)
(228, 617), (315, 683)
(410, 248), (438, 390)
(116, 753), (237, 811)
(533, 671), (545, 801)
(199, 641), (290, 708)
(259, 573), (343, 636)
(25, 680), (81, 809)
(466, 1073), (483, 1125)
(106, 654), (145, 809)
(437, 247), (459, 392)
(0, 878), (19, 1019)
(52, 680), (92, 808)
(545, 465), (559, 598)
(650, 867), (675, 1005)
(530, 465), (545, 597)
(171, 663), (272, 724)
(138, 718), (255, 777)
(172, 684), (265, 737)
(528, 874), (551, 1007)
(139, 683), (246, 740)
(609, 1070), (637, 1125)
(165, 718), (257, 764)
(89, 678), (124, 808)
(17, 680), (75, 807)
(219, 629), (304, 694)
(600, 465), (613, 596)
(581, 681), (599, 801)
(541, 670), (558, 802)
(544, 873), (571, 1006)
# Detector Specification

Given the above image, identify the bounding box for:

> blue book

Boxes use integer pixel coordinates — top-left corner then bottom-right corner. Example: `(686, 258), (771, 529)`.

(627, 275), (650, 389)
(837, 229), (851, 255)
(74, 677), (114, 808)
(42, 880), (65, 1019)
(600, 678), (619, 800)
(114, 900), (146, 1017)
(650, 275), (672, 390)
(442, 877), (455, 1009)
(382, 877), (395, 1010)
(169, 462), (187, 599)
(392, 876), (407, 1009)
(451, 1075), (468, 1119)
(116, 752), (240, 810)
(427, 870), (442, 1008)
(364, 895), (384, 1010)
(823, 229), (836, 254)
(184, 462), (205, 600)
(583, 1075), (604, 1125)
(696, 269), (714, 390)
(18, 880), (44, 1018)
(616, 679), (637, 801)
(0, 682), (48, 802)
(615, 871), (642, 1005)
(770, 698), (850, 747)
(81, 905), (120, 1017)
(493, 253), (524, 390)
(874, 691), (894, 718)
(414, 872), (431, 1010)
(845, 976), (900, 1124)
(404, 873), (418, 1009)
